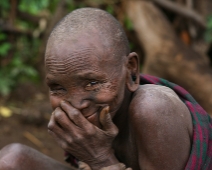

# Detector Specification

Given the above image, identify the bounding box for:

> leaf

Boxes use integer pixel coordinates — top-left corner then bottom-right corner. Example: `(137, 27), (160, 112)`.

(19, 0), (49, 15)
(0, 43), (12, 56)
(204, 31), (212, 43)
(0, 1), (10, 10)
(0, 106), (13, 118)
(124, 17), (134, 31)
(106, 5), (114, 15)
(0, 33), (7, 41)
(206, 15), (212, 29)
(0, 73), (15, 96)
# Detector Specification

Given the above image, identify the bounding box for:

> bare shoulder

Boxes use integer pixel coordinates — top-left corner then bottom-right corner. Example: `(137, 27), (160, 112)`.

(130, 84), (192, 136)
(129, 84), (193, 170)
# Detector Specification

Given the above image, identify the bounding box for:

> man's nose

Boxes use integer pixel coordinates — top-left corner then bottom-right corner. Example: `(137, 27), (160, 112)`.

(66, 94), (90, 110)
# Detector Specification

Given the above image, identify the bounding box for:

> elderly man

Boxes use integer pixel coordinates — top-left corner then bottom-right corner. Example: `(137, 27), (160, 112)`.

(0, 8), (211, 170)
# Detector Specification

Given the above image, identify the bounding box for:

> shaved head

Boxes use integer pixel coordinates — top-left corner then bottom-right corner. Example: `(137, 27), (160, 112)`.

(45, 8), (130, 61)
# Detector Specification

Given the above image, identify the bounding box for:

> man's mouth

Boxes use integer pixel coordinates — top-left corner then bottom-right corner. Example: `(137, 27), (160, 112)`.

(83, 106), (110, 128)
(83, 105), (109, 119)
(83, 108), (100, 119)
(85, 112), (97, 119)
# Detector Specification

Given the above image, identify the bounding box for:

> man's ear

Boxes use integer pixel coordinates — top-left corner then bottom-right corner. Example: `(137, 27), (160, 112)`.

(126, 52), (140, 92)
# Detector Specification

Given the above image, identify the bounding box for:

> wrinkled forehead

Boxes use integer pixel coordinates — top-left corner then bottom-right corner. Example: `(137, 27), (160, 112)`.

(46, 31), (104, 57)
(45, 48), (101, 75)
(46, 26), (114, 55)
(45, 39), (121, 76)
(44, 28), (126, 76)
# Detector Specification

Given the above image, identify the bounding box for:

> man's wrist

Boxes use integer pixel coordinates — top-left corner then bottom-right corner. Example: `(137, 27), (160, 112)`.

(86, 150), (119, 170)
(79, 162), (132, 170)
(100, 163), (132, 170)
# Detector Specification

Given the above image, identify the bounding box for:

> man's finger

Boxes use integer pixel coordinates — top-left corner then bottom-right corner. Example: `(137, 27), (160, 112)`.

(60, 101), (89, 128)
(53, 107), (76, 132)
(99, 106), (118, 136)
(48, 113), (65, 140)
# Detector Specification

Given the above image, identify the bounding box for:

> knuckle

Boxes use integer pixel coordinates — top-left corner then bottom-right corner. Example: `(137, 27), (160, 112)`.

(60, 136), (73, 150)
(47, 129), (54, 136)
(109, 126), (119, 137)
(54, 107), (61, 112)
(60, 142), (68, 150)
(86, 127), (96, 136)
(54, 108), (64, 121)
(66, 136), (73, 144)
(47, 121), (55, 131)
(71, 109), (80, 119)
(75, 134), (83, 142)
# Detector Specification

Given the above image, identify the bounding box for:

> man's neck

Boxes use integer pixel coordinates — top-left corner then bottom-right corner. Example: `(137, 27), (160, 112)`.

(113, 89), (132, 134)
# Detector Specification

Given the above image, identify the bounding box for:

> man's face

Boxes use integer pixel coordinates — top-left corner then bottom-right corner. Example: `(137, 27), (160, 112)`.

(45, 34), (127, 126)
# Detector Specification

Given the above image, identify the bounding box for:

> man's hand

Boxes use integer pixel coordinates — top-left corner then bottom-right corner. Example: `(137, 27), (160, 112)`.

(48, 101), (119, 170)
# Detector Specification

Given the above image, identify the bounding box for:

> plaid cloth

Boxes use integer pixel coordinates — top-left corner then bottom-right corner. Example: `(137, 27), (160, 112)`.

(65, 74), (212, 169)
(140, 74), (212, 170)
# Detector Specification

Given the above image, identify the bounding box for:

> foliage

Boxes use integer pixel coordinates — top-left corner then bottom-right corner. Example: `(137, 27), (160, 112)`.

(0, 0), (138, 97)
(0, 1), (10, 19)
(205, 15), (212, 43)
(0, 0), (49, 96)
(18, 0), (49, 15)
(0, 34), (11, 56)
(0, 1), (10, 10)
(106, 5), (114, 15)
(0, 34), (39, 96)
(0, 0), (89, 97)
(124, 17), (134, 31)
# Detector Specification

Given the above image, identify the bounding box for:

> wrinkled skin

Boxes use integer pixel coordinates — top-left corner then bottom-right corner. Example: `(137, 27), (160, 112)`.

(45, 33), (137, 169)
(0, 29), (193, 170)
(45, 32), (193, 170)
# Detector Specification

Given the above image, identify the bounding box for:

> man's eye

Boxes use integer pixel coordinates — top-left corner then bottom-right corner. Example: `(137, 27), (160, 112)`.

(49, 87), (66, 95)
(86, 81), (99, 87)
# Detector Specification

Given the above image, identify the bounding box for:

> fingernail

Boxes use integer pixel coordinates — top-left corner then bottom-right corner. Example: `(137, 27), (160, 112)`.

(60, 100), (66, 105)
(103, 106), (109, 114)
(105, 106), (109, 111)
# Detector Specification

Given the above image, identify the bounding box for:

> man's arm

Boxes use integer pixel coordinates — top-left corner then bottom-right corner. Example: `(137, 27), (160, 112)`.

(130, 86), (193, 170)
(0, 143), (75, 170)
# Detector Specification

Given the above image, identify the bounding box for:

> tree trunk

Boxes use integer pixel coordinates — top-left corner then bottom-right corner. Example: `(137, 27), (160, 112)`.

(124, 0), (212, 115)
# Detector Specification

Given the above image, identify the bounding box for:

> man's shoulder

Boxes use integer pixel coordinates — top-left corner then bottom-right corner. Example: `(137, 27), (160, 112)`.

(130, 84), (184, 114)
(129, 84), (192, 136)
(128, 85), (193, 170)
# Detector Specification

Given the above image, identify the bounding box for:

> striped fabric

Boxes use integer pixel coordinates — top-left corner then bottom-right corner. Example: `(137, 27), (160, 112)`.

(140, 74), (212, 170)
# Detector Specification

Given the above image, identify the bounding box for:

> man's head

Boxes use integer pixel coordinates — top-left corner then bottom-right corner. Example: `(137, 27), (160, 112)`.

(45, 8), (139, 125)
(46, 8), (130, 62)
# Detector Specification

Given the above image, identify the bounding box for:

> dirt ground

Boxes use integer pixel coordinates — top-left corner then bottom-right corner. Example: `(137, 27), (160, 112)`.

(0, 89), (70, 166)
